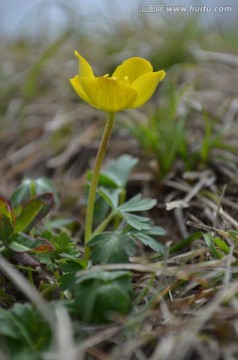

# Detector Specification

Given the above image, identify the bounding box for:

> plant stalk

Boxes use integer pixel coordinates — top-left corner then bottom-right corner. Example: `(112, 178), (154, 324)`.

(84, 112), (115, 260)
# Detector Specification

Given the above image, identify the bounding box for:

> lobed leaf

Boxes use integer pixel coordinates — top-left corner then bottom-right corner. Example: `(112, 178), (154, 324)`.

(74, 270), (132, 323)
(120, 212), (152, 230)
(131, 232), (165, 253)
(118, 194), (157, 212)
(97, 187), (121, 209)
(101, 155), (138, 188)
(88, 231), (136, 264)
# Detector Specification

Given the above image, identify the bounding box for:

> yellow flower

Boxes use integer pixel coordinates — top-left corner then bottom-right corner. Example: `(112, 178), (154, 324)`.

(70, 51), (166, 112)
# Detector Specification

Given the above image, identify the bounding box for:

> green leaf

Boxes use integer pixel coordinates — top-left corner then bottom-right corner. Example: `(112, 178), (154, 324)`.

(10, 179), (33, 208)
(0, 195), (15, 223)
(74, 270), (132, 323)
(97, 187), (121, 209)
(213, 237), (230, 255)
(60, 259), (87, 273)
(0, 303), (51, 358)
(203, 232), (225, 259)
(131, 232), (164, 253)
(0, 213), (14, 241)
(88, 231), (136, 264)
(35, 177), (60, 205)
(10, 177), (59, 208)
(7, 232), (54, 253)
(88, 171), (118, 188)
(58, 259), (87, 291)
(15, 193), (54, 232)
(101, 155), (138, 188)
(227, 230), (238, 243)
(145, 226), (167, 236)
(58, 272), (78, 292)
(118, 194), (157, 212)
(41, 231), (80, 258)
(120, 212), (152, 230)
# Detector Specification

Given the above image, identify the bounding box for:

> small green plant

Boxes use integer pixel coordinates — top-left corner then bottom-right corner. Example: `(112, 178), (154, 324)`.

(123, 81), (190, 178)
(123, 81), (237, 178)
(0, 193), (55, 266)
(70, 51), (166, 259)
(71, 270), (132, 323)
(0, 303), (51, 360)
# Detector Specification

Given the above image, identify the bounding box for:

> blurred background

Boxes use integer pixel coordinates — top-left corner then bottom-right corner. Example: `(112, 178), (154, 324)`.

(1, 0), (238, 40)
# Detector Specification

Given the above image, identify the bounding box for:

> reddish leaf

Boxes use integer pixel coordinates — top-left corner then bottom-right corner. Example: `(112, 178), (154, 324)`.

(15, 193), (54, 232)
(0, 195), (15, 224)
(30, 239), (55, 253)
(12, 252), (41, 266)
(0, 214), (14, 242)
(8, 232), (55, 253)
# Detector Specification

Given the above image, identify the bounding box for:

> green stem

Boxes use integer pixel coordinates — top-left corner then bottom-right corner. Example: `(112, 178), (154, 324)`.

(84, 112), (115, 260)
(40, 284), (57, 298)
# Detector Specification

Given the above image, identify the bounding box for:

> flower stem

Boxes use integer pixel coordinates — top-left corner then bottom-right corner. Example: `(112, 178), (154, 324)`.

(84, 112), (115, 260)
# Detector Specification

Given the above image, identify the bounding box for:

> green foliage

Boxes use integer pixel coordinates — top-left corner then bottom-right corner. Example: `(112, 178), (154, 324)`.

(35, 231), (81, 271)
(117, 194), (157, 230)
(0, 303), (51, 360)
(58, 259), (87, 291)
(11, 177), (59, 209)
(89, 226), (165, 264)
(88, 155), (138, 224)
(129, 226), (166, 252)
(6, 232), (54, 254)
(0, 194), (55, 265)
(99, 154), (139, 188)
(0, 196), (15, 223)
(227, 230), (238, 243)
(123, 82), (235, 177)
(123, 82), (190, 178)
(86, 155), (165, 263)
(203, 232), (230, 259)
(40, 231), (80, 259)
(73, 270), (132, 323)
(88, 231), (136, 264)
(0, 213), (14, 241)
(23, 33), (71, 99)
(96, 188), (158, 230)
(14, 193), (54, 232)
(150, 16), (201, 69)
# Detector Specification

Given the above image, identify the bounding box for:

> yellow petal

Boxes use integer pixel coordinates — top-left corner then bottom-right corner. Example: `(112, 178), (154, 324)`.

(130, 70), (166, 108)
(70, 75), (93, 104)
(112, 57), (153, 83)
(74, 51), (94, 78)
(79, 77), (137, 112)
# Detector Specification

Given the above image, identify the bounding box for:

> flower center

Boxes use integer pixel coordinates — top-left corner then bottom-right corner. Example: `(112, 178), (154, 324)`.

(103, 74), (130, 85)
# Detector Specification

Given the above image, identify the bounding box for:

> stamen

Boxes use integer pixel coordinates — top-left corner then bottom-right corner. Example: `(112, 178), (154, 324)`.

(123, 75), (129, 84)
